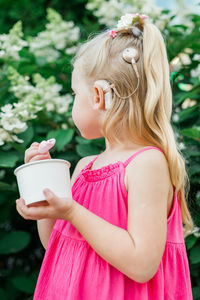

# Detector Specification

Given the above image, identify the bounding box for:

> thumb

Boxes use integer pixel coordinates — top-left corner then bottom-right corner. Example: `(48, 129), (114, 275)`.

(43, 188), (57, 203)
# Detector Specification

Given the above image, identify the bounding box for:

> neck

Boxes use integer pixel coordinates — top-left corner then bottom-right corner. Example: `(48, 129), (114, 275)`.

(104, 138), (149, 153)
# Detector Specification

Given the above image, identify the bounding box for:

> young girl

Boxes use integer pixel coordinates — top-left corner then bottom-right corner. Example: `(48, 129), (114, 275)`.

(16, 13), (194, 299)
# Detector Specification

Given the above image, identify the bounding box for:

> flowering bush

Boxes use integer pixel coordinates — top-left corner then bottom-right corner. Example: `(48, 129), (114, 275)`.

(28, 8), (80, 62)
(0, 67), (73, 145)
(0, 8), (80, 147)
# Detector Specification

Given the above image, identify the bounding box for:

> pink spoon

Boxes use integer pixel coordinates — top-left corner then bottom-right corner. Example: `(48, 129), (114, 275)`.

(38, 138), (56, 154)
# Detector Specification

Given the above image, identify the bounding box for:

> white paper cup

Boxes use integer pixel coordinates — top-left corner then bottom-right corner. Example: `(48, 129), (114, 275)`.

(14, 159), (72, 206)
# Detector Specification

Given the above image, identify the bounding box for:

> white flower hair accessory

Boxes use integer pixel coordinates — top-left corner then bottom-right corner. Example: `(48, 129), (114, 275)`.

(117, 13), (148, 30)
(108, 13), (149, 39)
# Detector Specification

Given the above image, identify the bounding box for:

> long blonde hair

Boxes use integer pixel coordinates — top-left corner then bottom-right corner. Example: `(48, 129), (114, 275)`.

(71, 21), (194, 237)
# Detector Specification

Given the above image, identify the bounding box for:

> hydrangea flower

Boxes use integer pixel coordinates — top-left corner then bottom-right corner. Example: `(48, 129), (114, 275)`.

(0, 21), (28, 61)
(28, 8), (80, 62)
(0, 67), (73, 146)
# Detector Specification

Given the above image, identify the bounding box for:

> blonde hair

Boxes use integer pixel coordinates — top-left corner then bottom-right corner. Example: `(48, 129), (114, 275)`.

(71, 22), (194, 237)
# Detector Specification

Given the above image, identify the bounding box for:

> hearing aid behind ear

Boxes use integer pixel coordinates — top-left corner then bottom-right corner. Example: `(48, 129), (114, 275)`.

(94, 80), (112, 110)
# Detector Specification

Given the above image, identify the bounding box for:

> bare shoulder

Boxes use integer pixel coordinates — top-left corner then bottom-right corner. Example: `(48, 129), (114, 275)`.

(125, 148), (171, 192)
(70, 155), (97, 188)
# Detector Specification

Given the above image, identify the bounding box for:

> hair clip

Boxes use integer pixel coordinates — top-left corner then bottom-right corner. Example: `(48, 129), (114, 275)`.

(117, 13), (149, 30)
(107, 13), (148, 39)
(109, 30), (117, 38)
(131, 24), (143, 37)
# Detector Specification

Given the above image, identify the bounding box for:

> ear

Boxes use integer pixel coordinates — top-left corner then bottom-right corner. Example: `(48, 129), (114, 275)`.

(93, 85), (105, 111)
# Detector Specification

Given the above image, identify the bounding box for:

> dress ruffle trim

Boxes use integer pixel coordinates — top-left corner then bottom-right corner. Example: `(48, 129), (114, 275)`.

(81, 162), (122, 181)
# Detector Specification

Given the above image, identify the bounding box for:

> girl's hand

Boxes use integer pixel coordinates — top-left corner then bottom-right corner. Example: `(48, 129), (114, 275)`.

(24, 142), (51, 164)
(16, 188), (76, 221)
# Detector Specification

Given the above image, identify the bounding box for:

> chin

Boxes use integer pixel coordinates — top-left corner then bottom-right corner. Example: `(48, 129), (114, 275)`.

(81, 131), (103, 140)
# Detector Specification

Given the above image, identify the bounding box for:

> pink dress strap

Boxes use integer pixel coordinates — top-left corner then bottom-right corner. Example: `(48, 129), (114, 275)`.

(123, 146), (165, 168)
(82, 154), (100, 171)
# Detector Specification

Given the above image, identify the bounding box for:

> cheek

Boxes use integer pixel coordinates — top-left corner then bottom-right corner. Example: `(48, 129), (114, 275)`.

(72, 99), (78, 125)
(72, 97), (91, 128)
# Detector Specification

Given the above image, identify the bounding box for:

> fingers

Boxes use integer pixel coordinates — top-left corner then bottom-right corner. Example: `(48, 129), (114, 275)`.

(24, 145), (51, 163)
(31, 142), (40, 147)
(16, 198), (51, 220)
(25, 148), (39, 163)
(29, 154), (50, 162)
(16, 199), (33, 220)
(25, 145), (39, 163)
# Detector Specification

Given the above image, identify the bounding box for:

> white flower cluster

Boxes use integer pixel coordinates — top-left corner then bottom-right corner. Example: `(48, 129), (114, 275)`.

(86, 0), (163, 28)
(86, 0), (127, 28)
(86, 0), (198, 31)
(170, 49), (200, 80)
(28, 8), (80, 62)
(0, 21), (28, 61)
(191, 64), (200, 79)
(0, 67), (73, 146)
(185, 225), (200, 238)
(170, 48), (200, 79)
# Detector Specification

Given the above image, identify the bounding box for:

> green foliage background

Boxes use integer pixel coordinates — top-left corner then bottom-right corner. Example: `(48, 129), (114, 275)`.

(0, 1), (199, 299)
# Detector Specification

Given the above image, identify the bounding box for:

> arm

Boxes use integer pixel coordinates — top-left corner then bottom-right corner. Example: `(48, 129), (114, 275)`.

(37, 156), (95, 250)
(67, 150), (171, 283)
(37, 219), (57, 250)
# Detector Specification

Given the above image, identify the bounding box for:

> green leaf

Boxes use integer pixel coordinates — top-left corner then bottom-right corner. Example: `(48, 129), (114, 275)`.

(185, 234), (197, 250)
(186, 150), (200, 157)
(91, 137), (105, 147)
(0, 204), (10, 224)
(189, 243), (200, 264)
(0, 181), (16, 192)
(0, 194), (6, 205)
(56, 151), (78, 162)
(35, 124), (52, 134)
(17, 126), (34, 147)
(180, 127), (200, 140)
(178, 104), (199, 122)
(10, 276), (35, 294)
(192, 286), (200, 300)
(0, 288), (7, 300)
(188, 164), (200, 177)
(10, 142), (26, 154)
(10, 269), (39, 294)
(0, 231), (31, 254)
(46, 129), (74, 151)
(75, 136), (91, 144)
(19, 65), (37, 74)
(0, 152), (19, 168)
(76, 143), (100, 157)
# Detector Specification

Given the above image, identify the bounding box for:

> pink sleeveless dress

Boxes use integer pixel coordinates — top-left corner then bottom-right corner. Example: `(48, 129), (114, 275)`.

(33, 146), (193, 300)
